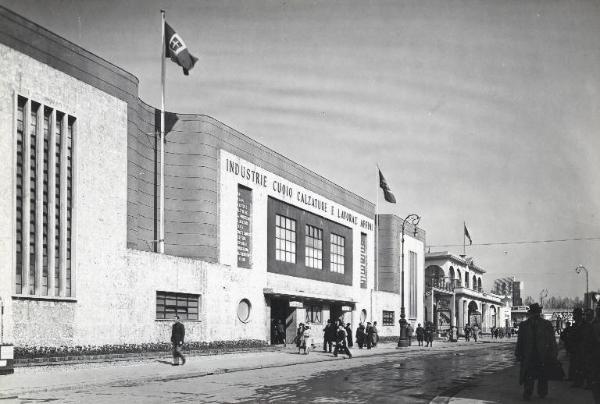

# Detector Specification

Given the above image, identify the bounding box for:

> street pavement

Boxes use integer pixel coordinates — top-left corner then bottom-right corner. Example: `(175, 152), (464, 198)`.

(0, 338), (594, 403)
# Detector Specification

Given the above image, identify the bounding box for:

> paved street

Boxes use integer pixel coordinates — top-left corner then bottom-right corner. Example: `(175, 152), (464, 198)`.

(2, 340), (593, 403)
(4, 341), (513, 403)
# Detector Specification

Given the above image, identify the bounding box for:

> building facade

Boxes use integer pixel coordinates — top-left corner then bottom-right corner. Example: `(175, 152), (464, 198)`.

(0, 6), (425, 348)
(425, 252), (507, 336)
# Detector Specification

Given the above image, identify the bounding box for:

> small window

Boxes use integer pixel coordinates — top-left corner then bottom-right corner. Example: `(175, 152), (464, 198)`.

(305, 305), (322, 324)
(237, 299), (251, 323)
(156, 291), (200, 320)
(382, 310), (395, 326)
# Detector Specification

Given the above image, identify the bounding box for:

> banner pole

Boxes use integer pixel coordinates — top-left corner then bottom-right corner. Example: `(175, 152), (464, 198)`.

(159, 9), (166, 254)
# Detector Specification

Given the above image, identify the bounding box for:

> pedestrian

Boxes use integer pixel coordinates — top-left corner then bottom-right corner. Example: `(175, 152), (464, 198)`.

(464, 325), (471, 342)
(171, 315), (186, 366)
(582, 308), (596, 389)
(515, 303), (558, 401)
(333, 325), (352, 358)
(407, 322), (414, 346)
(424, 322), (434, 347)
(295, 323), (305, 352)
(472, 323), (479, 342)
(356, 322), (366, 349)
(323, 319), (334, 353)
(590, 305), (600, 403)
(300, 324), (311, 355)
(276, 319), (286, 346)
(345, 323), (353, 348)
(560, 321), (574, 380)
(570, 308), (586, 387)
(366, 322), (374, 349)
(372, 321), (379, 347)
(416, 323), (424, 346)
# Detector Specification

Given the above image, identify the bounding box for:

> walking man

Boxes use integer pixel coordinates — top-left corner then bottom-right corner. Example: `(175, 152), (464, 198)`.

(323, 319), (335, 353)
(333, 325), (352, 358)
(416, 323), (424, 346)
(171, 315), (186, 366)
(515, 303), (557, 401)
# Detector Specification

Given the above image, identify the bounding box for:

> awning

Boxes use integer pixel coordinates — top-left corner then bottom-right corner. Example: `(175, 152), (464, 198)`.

(263, 288), (355, 305)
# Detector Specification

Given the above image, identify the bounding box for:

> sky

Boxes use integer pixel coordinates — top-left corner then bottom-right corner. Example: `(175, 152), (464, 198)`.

(2, 0), (599, 300)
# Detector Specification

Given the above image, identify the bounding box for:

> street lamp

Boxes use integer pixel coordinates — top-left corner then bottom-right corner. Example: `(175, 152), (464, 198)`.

(574, 265), (589, 309)
(398, 213), (420, 348)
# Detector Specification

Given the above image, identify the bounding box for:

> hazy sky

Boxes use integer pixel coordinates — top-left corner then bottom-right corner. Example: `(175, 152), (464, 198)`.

(3, 0), (599, 300)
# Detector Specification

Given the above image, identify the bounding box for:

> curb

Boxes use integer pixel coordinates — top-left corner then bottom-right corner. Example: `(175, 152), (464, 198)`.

(0, 341), (515, 399)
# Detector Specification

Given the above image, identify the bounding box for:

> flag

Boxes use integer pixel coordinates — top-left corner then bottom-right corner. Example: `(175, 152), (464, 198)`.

(464, 224), (472, 245)
(165, 21), (198, 75)
(378, 169), (396, 203)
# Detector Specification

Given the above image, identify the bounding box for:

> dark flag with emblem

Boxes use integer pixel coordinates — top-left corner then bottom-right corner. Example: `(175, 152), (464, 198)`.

(378, 169), (396, 203)
(464, 223), (472, 245)
(165, 22), (198, 75)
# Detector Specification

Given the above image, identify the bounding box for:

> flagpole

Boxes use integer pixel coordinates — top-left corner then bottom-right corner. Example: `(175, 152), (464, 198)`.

(159, 9), (166, 254)
(463, 221), (465, 256)
(375, 165), (379, 293)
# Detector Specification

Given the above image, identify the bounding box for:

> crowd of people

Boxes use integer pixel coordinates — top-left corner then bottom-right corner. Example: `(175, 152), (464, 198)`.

(559, 306), (600, 399)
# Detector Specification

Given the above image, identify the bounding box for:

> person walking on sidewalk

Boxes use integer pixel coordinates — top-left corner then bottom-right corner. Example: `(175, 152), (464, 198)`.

(323, 319), (335, 353)
(424, 322), (434, 347)
(171, 315), (186, 366)
(345, 323), (353, 348)
(416, 323), (424, 346)
(366, 322), (374, 349)
(356, 323), (366, 349)
(515, 303), (557, 401)
(406, 322), (414, 346)
(472, 323), (480, 342)
(333, 325), (352, 358)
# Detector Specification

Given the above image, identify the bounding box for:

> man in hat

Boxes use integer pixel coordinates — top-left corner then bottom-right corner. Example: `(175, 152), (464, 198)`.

(515, 303), (557, 400)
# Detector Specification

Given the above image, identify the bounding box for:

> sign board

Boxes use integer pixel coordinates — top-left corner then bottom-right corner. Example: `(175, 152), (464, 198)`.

(341, 306), (353, 312)
(237, 186), (252, 268)
(289, 301), (303, 308)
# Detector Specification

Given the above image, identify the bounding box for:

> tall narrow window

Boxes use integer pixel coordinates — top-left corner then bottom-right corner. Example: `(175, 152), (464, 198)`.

(15, 99), (25, 294)
(330, 233), (345, 274)
(29, 103), (38, 295)
(275, 214), (296, 263)
(409, 251), (418, 317)
(14, 96), (75, 298)
(54, 113), (62, 296)
(360, 233), (367, 288)
(237, 185), (252, 268)
(42, 109), (50, 295)
(304, 224), (322, 269)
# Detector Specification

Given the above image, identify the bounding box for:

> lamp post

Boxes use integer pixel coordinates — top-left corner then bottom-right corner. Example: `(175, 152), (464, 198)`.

(397, 213), (420, 348)
(575, 265), (589, 309)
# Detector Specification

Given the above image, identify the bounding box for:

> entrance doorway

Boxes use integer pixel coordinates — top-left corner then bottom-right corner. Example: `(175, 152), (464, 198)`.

(270, 297), (295, 345)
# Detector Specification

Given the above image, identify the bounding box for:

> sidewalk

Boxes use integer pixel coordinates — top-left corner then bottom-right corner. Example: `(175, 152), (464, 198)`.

(0, 339), (507, 399)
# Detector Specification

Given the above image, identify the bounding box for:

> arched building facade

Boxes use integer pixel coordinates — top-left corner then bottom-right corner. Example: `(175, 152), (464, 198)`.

(425, 251), (506, 337)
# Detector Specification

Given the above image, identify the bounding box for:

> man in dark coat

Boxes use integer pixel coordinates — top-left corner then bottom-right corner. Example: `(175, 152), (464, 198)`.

(333, 325), (352, 358)
(345, 323), (353, 347)
(323, 319), (335, 353)
(416, 323), (425, 346)
(366, 322), (374, 349)
(171, 315), (186, 366)
(356, 323), (366, 349)
(569, 308), (586, 387)
(515, 303), (557, 400)
(424, 322), (434, 347)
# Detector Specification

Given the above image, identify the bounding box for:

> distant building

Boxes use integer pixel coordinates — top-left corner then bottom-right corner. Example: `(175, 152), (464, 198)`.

(425, 252), (507, 336)
(492, 277), (523, 306)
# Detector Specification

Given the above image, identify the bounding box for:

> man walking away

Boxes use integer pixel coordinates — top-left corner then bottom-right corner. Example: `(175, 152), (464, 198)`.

(323, 319), (334, 353)
(416, 323), (424, 346)
(171, 315), (186, 366)
(425, 322), (434, 347)
(472, 323), (479, 342)
(345, 323), (353, 348)
(333, 325), (352, 358)
(515, 303), (557, 401)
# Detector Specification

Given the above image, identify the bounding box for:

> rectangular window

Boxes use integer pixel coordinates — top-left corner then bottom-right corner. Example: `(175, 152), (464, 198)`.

(304, 224), (323, 269)
(382, 310), (395, 326)
(156, 291), (200, 320)
(409, 251), (417, 318)
(330, 233), (345, 273)
(305, 305), (322, 324)
(360, 233), (367, 288)
(237, 185), (252, 268)
(14, 96), (75, 298)
(275, 214), (296, 263)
